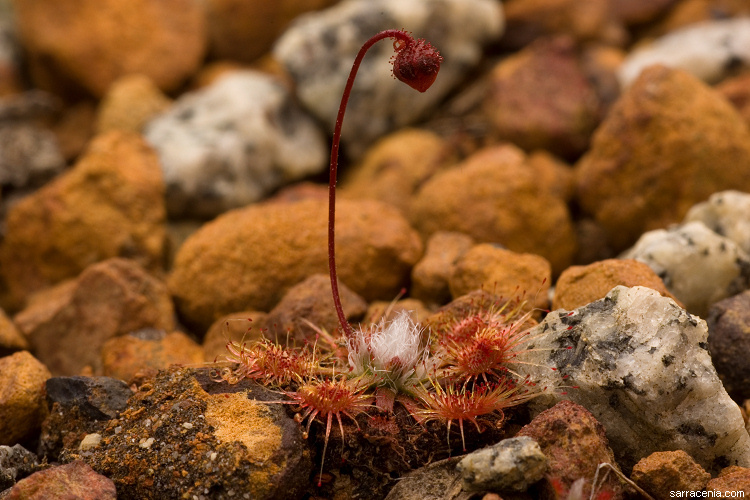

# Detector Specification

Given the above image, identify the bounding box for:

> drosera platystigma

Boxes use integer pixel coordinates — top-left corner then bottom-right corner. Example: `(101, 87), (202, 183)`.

(214, 28), (573, 487)
(318, 29), (442, 485)
(326, 29), (442, 341)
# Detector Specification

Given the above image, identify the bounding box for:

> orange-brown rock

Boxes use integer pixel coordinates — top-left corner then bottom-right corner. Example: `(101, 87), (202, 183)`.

(706, 290), (750, 402)
(13, 0), (206, 97)
(552, 259), (679, 311)
(0, 131), (167, 307)
(707, 466), (750, 494)
(264, 274), (367, 343)
(6, 460), (116, 500)
(95, 74), (172, 134)
(610, 0), (678, 25)
(411, 232), (475, 307)
(484, 36), (601, 159)
(13, 258), (175, 376)
(580, 44), (626, 111)
(101, 330), (204, 383)
(448, 243), (551, 312)
(575, 65), (750, 251)
(517, 400), (624, 499)
(0, 350), (51, 445)
(526, 150), (576, 202)
(422, 289), (533, 338)
(169, 198), (423, 330)
(362, 298), (432, 327)
(49, 100), (97, 161)
(0, 307), (29, 355)
(205, 0), (339, 63)
(717, 72), (750, 130)
(411, 144), (576, 274)
(0, 40), (23, 97)
(342, 128), (456, 214)
(203, 311), (268, 363)
(630, 450), (711, 499)
(61, 367), (312, 499)
(501, 0), (626, 49)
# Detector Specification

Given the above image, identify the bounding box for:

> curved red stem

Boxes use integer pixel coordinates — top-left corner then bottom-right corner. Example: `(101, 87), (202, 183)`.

(328, 30), (413, 339)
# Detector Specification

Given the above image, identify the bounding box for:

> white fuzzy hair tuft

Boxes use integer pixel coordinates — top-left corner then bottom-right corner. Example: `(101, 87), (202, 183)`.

(347, 310), (431, 392)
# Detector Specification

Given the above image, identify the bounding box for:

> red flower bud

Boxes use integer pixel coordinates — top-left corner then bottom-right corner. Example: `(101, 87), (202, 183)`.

(392, 38), (443, 92)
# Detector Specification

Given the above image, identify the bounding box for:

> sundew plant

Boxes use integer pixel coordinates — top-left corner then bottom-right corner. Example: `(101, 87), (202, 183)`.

(215, 29), (565, 486)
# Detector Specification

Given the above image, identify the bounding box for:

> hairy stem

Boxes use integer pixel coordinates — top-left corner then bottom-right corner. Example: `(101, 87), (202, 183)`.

(328, 30), (413, 339)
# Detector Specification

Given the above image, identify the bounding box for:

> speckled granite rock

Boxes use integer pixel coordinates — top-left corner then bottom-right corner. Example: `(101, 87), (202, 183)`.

(274, 0), (503, 157)
(13, 0), (206, 97)
(0, 89), (59, 122)
(619, 18), (750, 87)
(516, 400), (623, 499)
(655, 0), (750, 34)
(0, 131), (167, 307)
(0, 351), (51, 446)
(13, 258), (175, 376)
(169, 198), (422, 330)
(0, 444), (41, 491)
(517, 286), (750, 474)
(630, 450), (711, 499)
(576, 65), (750, 251)
(5, 460), (116, 500)
(684, 190), (750, 256)
(707, 290), (750, 402)
(0, 92), (61, 194)
(0, 123), (64, 189)
(384, 456), (470, 500)
(552, 258), (678, 311)
(484, 36), (600, 159)
(411, 144), (576, 274)
(457, 436), (547, 493)
(144, 70), (327, 218)
(621, 221), (750, 318)
(61, 367), (312, 500)
(448, 243), (551, 312)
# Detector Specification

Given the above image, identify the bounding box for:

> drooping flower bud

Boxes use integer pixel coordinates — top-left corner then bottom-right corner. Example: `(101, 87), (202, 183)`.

(392, 38), (443, 92)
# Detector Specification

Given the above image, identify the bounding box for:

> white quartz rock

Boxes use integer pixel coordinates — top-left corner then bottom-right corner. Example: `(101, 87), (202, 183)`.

(621, 221), (750, 318)
(144, 71), (327, 218)
(684, 190), (750, 257)
(619, 18), (750, 87)
(273, 0), (503, 158)
(517, 286), (750, 474)
(457, 436), (547, 492)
